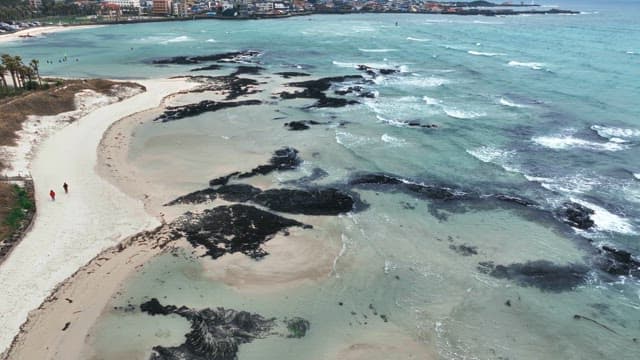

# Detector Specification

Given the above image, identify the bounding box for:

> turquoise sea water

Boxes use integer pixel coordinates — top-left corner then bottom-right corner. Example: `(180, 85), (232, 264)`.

(3, 1), (640, 359)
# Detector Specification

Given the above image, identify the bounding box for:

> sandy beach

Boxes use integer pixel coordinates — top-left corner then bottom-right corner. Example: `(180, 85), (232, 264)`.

(0, 25), (102, 44)
(0, 77), (197, 357)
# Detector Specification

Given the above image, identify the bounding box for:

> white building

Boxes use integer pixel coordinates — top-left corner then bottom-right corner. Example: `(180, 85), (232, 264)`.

(105, 0), (142, 8)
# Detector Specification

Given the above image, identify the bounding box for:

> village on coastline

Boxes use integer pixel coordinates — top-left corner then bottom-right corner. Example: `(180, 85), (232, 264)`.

(0, 0), (577, 29)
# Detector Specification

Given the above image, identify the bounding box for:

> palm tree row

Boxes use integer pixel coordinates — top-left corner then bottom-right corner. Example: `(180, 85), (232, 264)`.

(0, 54), (41, 92)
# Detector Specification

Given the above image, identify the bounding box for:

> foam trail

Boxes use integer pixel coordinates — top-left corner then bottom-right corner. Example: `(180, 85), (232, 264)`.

(499, 97), (527, 108)
(444, 107), (485, 119)
(359, 48), (397, 53)
(381, 134), (407, 147)
(591, 125), (640, 140)
(571, 198), (637, 235)
(508, 61), (545, 70)
(206, 38), (216, 43)
(532, 135), (627, 151)
(407, 37), (429, 42)
(468, 50), (505, 57)
(466, 146), (520, 173)
(161, 35), (193, 44)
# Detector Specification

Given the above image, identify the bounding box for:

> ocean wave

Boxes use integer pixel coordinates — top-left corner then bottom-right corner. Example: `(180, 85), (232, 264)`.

(335, 130), (374, 148)
(472, 20), (504, 25)
(571, 198), (637, 235)
(466, 146), (520, 173)
(206, 38), (216, 43)
(358, 48), (397, 53)
(160, 35), (193, 44)
(634, 173), (640, 180)
(377, 115), (409, 128)
(591, 125), (640, 140)
(407, 36), (429, 42)
(627, 51), (638, 55)
(468, 50), (505, 57)
(443, 107), (485, 119)
(538, 175), (600, 194)
(384, 76), (449, 88)
(381, 133), (407, 147)
(507, 61), (545, 70)
(532, 135), (627, 151)
(423, 96), (441, 105)
(499, 97), (527, 108)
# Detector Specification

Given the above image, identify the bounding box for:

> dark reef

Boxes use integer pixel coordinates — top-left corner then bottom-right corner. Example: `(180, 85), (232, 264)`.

(173, 204), (308, 259)
(279, 75), (364, 108)
(478, 260), (589, 292)
(155, 99), (262, 122)
(190, 64), (222, 72)
(595, 245), (640, 277)
(560, 201), (595, 230)
(141, 299), (310, 360)
(152, 50), (262, 65)
(275, 71), (311, 78)
(142, 299), (276, 360)
(283, 120), (327, 131)
(230, 65), (265, 76)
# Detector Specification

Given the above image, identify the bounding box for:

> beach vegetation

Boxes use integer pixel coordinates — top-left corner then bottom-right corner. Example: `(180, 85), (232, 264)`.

(0, 182), (33, 243)
(0, 53), (42, 95)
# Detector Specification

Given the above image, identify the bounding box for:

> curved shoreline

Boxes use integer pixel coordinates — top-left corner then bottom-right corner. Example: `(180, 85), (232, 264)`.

(0, 77), (197, 357)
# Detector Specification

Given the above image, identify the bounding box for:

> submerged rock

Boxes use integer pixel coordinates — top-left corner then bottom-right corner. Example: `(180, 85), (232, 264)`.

(356, 64), (400, 77)
(173, 204), (308, 259)
(253, 188), (355, 215)
(449, 244), (478, 256)
(190, 64), (222, 72)
(142, 299), (275, 360)
(230, 65), (265, 76)
(284, 317), (310, 338)
(478, 260), (589, 292)
(275, 71), (311, 78)
(155, 99), (262, 122)
(560, 201), (595, 230)
(237, 147), (301, 179)
(283, 120), (327, 131)
(349, 172), (464, 201)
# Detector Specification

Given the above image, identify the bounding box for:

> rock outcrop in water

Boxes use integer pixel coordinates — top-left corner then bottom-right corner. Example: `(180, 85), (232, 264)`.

(141, 299), (310, 360)
(275, 71), (311, 78)
(155, 99), (262, 122)
(356, 64), (400, 77)
(478, 260), (589, 292)
(142, 299), (276, 360)
(230, 65), (265, 76)
(283, 120), (329, 131)
(173, 204), (308, 259)
(595, 245), (640, 277)
(559, 201), (595, 230)
(279, 75), (364, 108)
(152, 50), (262, 65)
(237, 147), (301, 179)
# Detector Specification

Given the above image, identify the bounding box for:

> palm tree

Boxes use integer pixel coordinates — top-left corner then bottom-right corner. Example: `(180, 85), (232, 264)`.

(29, 59), (41, 86)
(1, 54), (18, 89)
(13, 56), (24, 88)
(0, 63), (8, 91)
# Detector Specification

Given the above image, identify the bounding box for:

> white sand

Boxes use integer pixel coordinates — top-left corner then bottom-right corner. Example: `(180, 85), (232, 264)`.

(0, 78), (197, 355)
(0, 25), (102, 44)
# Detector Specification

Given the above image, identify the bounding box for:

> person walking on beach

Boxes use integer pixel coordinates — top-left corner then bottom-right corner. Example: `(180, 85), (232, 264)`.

(49, 190), (56, 201)
(63, 182), (68, 194)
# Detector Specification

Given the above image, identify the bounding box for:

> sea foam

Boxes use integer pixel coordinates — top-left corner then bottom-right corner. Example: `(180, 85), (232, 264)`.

(358, 48), (397, 53)
(571, 198), (637, 235)
(499, 97), (527, 108)
(532, 135), (627, 151)
(407, 37), (429, 42)
(160, 35), (193, 44)
(468, 50), (505, 57)
(591, 125), (640, 140)
(508, 61), (545, 70)
(443, 107), (485, 119)
(466, 146), (520, 173)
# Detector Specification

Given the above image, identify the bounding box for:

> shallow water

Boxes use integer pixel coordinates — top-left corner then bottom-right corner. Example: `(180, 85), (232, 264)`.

(4, 2), (640, 359)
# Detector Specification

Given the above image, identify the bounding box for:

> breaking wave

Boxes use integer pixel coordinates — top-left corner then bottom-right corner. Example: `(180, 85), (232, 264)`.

(466, 146), (520, 173)
(443, 107), (485, 119)
(358, 48), (397, 53)
(468, 50), (505, 57)
(532, 135), (627, 151)
(407, 37), (429, 42)
(499, 97), (527, 108)
(571, 198), (637, 235)
(591, 125), (640, 141)
(160, 35), (194, 44)
(381, 134), (407, 147)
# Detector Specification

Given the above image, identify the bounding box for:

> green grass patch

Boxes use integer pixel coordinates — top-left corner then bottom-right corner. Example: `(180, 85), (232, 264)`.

(4, 185), (33, 230)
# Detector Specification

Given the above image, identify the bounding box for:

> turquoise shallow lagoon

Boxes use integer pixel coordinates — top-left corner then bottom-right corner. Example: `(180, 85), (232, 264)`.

(3, 1), (640, 358)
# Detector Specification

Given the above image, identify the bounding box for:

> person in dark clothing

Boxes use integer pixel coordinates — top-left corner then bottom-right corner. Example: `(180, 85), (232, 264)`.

(63, 182), (69, 194)
(50, 190), (56, 201)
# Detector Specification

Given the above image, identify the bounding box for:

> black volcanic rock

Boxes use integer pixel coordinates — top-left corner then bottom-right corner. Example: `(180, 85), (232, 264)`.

(280, 75), (364, 108)
(560, 201), (595, 230)
(253, 188), (355, 215)
(190, 64), (222, 72)
(349, 173), (463, 201)
(142, 299), (275, 360)
(283, 120), (327, 131)
(230, 65), (265, 76)
(152, 50), (261, 65)
(595, 246), (640, 277)
(155, 99), (262, 122)
(356, 64), (400, 77)
(174, 204), (307, 259)
(209, 172), (241, 187)
(166, 188), (218, 206)
(275, 71), (311, 78)
(238, 147), (301, 178)
(478, 260), (589, 292)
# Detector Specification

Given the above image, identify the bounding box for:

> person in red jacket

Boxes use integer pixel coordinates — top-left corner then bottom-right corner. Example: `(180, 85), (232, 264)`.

(49, 189), (56, 201)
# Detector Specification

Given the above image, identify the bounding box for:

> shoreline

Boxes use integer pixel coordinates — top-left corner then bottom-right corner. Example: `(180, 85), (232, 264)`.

(0, 77), (197, 357)
(0, 25), (103, 44)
